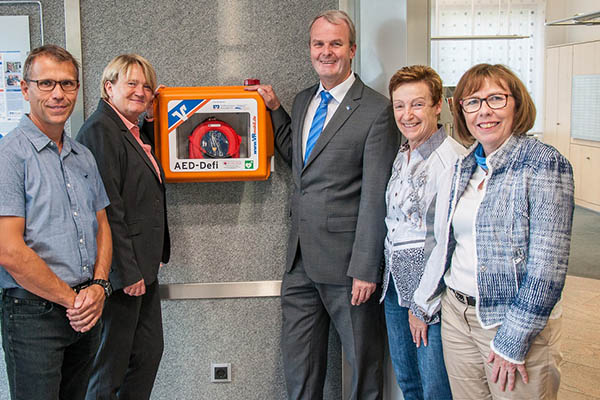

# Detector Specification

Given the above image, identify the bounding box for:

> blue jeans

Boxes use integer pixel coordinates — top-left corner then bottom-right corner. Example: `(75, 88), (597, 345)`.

(1, 292), (101, 400)
(384, 283), (452, 400)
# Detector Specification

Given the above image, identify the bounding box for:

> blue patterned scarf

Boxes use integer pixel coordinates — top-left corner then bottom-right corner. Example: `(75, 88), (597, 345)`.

(474, 143), (488, 171)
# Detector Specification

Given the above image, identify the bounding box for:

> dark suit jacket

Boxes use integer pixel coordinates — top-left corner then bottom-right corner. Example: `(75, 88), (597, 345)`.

(76, 100), (170, 290)
(271, 75), (398, 285)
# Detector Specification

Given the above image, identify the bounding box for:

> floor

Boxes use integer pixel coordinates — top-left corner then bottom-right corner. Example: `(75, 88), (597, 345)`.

(559, 206), (600, 399)
(559, 276), (600, 399)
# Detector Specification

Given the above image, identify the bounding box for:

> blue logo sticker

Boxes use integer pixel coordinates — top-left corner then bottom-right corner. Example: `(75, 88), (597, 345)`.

(168, 99), (205, 130)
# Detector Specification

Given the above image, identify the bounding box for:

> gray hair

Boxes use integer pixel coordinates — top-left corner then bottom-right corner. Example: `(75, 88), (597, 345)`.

(309, 10), (356, 46)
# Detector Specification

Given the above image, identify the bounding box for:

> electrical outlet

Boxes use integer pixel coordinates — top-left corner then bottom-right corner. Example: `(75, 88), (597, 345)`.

(211, 363), (231, 383)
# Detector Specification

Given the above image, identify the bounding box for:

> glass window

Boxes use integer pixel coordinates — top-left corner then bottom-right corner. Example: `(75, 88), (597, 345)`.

(430, 0), (546, 133)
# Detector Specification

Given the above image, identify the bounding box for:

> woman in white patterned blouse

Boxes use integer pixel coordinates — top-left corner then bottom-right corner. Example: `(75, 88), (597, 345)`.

(380, 65), (465, 400)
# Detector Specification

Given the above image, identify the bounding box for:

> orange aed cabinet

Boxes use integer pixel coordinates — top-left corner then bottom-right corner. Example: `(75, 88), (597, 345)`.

(154, 86), (274, 182)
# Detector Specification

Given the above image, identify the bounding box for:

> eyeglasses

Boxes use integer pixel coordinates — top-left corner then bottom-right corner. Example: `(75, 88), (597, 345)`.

(459, 94), (512, 113)
(26, 79), (80, 92)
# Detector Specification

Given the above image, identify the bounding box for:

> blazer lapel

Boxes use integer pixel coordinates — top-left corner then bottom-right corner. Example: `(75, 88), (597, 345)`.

(101, 101), (162, 184)
(123, 132), (162, 184)
(294, 86), (317, 178)
(302, 77), (363, 171)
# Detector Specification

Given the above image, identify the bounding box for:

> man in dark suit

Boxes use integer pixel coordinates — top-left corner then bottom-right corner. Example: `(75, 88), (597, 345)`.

(250, 10), (398, 399)
(76, 54), (170, 400)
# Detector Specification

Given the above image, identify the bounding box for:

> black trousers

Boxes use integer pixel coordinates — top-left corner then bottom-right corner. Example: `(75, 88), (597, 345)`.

(85, 280), (163, 400)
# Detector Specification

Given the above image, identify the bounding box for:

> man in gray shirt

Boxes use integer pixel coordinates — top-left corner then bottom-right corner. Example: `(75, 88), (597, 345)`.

(0, 45), (112, 400)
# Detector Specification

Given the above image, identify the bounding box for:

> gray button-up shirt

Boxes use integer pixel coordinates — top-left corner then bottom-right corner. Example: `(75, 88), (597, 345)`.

(0, 115), (109, 288)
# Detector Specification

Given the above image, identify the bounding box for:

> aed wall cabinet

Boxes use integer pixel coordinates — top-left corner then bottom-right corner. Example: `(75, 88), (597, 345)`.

(154, 86), (274, 182)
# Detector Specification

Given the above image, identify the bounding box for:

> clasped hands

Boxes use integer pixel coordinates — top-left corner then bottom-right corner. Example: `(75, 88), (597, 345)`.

(66, 278), (145, 333)
(66, 284), (106, 333)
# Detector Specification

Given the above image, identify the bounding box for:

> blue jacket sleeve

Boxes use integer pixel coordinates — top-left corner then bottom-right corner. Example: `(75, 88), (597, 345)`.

(492, 150), (574, 363)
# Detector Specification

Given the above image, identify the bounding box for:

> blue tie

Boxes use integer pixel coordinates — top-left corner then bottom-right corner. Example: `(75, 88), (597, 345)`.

(304, 91), (333, 164)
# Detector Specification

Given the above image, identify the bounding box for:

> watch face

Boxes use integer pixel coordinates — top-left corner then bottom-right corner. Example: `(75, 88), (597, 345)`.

(200, 129), (230, 158)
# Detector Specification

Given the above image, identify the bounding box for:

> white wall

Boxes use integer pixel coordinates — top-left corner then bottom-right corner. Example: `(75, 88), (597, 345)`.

(357, 0), (408, 97)
(345, 2), (428, 398)
(546, 0), (600, 46)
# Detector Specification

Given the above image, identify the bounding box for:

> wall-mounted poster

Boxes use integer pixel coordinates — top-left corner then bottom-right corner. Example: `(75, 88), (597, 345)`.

(0, 16), (30, 139)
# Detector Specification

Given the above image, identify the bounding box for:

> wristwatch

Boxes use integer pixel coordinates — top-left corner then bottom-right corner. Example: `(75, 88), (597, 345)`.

(91, 279), (113, 298)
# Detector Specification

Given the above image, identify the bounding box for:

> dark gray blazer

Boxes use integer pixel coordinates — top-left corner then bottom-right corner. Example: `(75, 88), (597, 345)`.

(76, 100), (170, 290)
(271, 75), (398, 285)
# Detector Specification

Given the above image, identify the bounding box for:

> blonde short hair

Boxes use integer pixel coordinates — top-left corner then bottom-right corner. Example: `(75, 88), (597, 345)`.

(100, 54), (156, 100)
(452, 64), (536, 143)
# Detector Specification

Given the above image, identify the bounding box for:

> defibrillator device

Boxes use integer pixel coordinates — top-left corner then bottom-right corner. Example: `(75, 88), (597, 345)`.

(188, 118), (241, 159)
(153, 83), (274, 182)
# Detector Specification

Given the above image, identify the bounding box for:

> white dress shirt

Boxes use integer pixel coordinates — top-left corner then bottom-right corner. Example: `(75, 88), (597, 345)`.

(301, 72), (356, 159)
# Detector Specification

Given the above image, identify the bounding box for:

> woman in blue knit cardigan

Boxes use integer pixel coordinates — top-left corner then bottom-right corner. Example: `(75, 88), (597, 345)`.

(414, 63), (574, 400)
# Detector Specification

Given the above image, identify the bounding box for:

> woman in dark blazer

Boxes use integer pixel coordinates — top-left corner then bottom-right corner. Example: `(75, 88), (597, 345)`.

(76, 54), (170, 400)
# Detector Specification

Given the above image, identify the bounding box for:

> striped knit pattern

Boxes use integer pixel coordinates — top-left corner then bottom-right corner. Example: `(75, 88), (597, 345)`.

(450, 135), (573, 362)
(304, 91), (332, 164)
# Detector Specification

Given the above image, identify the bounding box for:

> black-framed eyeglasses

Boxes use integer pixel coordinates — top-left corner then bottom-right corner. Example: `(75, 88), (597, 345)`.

(459, 94), (512, 113)
(26, 79), (80, 92)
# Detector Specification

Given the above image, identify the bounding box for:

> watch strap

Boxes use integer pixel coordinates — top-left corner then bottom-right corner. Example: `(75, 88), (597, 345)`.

(91, 279), (112, 298)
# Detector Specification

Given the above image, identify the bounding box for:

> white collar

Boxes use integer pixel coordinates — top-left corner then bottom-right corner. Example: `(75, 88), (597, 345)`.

(316, 72), (356, 104)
